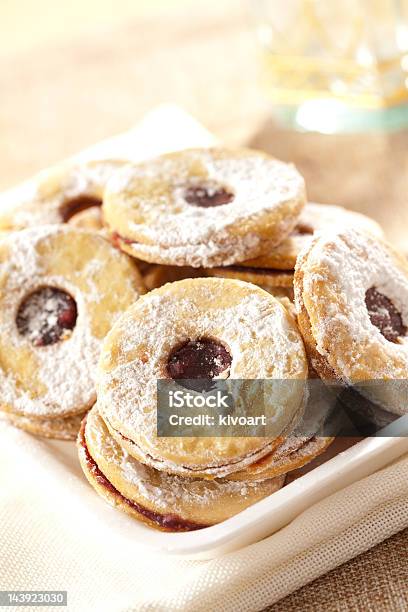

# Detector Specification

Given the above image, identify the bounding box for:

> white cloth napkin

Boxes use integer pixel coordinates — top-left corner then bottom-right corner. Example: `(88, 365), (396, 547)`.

(1, 420), (407, 611)
(1, 106), (408, 611)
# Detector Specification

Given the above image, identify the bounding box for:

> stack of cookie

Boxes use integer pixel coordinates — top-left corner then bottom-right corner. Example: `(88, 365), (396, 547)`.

(1, 145), (406, 531)
(74, 148), (333, 530)
(79, 277), (334, 531)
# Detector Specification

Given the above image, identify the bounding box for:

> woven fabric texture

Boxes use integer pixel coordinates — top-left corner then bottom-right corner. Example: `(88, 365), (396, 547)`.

(1, 420), (407, 611)
(268, 528), (408, 612)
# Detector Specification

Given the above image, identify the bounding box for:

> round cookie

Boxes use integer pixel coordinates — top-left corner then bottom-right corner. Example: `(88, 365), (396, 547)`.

(205, 266), (294, 300)
(103, 147), (306, 268)
(1, 409), (86, 441)
(0, 226), (145, 419)
(78, 407), (285, 531)
(97, 277), (308, 479)
(241, 202), (384, 271)
(0, 159), (125, 231)
(294, 228), (408, 415)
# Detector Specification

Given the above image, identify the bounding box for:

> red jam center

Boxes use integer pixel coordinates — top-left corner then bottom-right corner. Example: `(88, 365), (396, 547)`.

(167, 338), (232, 380)
(184, 185), (234, 208)
(365, 287), (406, 343)
(296, 222), (314, 235)
(60, 195), (102, 222)
(16, 287), (77, 346)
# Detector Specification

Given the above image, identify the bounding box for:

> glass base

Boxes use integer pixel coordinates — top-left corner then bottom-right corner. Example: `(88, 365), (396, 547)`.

(272, 100), (408, 133)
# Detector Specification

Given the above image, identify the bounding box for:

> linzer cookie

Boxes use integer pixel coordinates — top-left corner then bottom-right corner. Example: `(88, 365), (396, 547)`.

(0, 159), (125, 231)
(0, 226), (144, 420)
(78, 406), (285, 531)
(103, 147), (306, 268)
(97, 277), (308, 479)
(294, 228), (408, 415)
(241, 202), (383, 271)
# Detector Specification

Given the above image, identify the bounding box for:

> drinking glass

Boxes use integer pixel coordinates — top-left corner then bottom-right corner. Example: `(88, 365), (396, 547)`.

(252, 0), (408, 131)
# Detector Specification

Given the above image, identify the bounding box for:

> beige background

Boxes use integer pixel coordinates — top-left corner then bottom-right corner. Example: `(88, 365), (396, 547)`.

(2, 1), (407, 249)
(1, 1), (407, 609)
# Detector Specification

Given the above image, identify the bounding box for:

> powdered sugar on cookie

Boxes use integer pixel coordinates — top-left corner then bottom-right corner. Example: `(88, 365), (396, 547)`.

(0, 159), (125, 230)
(85, 408), (285, 515)
(296, 228), (408, 414)
(242, 202), (384, 271)
(97, 278), (308, 475)
(104, 148), (306, 267)
(0, 226), (143, 418)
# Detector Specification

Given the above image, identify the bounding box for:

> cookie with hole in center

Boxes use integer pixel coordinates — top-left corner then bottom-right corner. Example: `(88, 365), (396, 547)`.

(241, 202), (384, 271)
(103, 147), (306, 268)
(0, 226), (144, 420)
(294, 228), (408, 415)
(0, 159), (125, 231)
(78, 406), (285, 531)
(97, 277), (308, 479)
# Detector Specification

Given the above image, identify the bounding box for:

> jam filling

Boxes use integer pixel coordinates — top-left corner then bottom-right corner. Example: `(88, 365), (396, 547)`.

(295, 222), (314, 235)
(167, 338), (232, 380)
(110, 232), (134, 247)
(184, 185), (234, 208)
(78, 420), (205, 532)
(365, 287), (406, 343)
(16, 287), (77, 347)
(60, 195), (102, 222)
